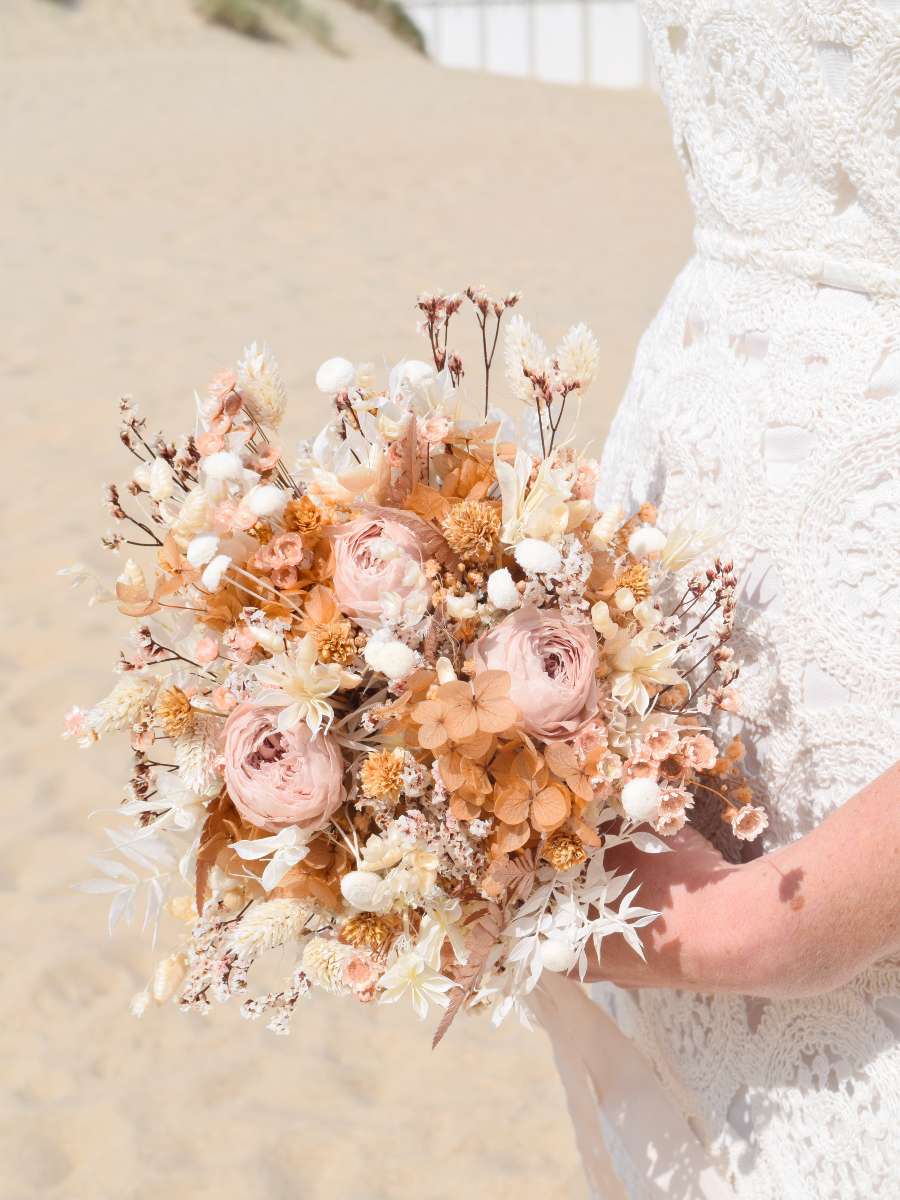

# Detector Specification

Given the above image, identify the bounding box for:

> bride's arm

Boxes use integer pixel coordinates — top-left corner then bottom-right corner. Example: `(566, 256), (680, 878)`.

(582, 761), (900, 998)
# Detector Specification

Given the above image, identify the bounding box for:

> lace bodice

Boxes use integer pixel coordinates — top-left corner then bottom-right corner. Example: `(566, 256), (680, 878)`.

(541, 4), (900, 1198)
(647, 0), (900, 292)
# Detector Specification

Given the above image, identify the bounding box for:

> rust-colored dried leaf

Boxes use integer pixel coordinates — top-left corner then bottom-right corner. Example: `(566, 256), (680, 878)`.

(404, 483), (452, 523)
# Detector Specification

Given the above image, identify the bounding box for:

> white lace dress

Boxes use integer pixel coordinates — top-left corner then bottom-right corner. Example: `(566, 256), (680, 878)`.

(536, 3), (900, 1197)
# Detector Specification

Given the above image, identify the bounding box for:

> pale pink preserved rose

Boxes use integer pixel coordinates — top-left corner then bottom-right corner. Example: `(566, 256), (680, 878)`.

(472, 606), (599, 741)
(223, 703), (344, 832)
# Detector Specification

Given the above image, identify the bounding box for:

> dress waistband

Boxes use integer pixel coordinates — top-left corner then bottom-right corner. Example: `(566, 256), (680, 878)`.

(694, 228), (900, 299)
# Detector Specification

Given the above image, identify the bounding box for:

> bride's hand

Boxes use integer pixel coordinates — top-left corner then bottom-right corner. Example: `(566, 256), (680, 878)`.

(579, 762), (900, 998)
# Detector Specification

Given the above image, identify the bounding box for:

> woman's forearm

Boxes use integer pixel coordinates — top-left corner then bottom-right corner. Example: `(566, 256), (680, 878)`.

(711, 761), (900, 998)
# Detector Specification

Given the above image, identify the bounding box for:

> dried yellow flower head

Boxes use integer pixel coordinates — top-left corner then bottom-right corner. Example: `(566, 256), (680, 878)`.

(541, 831), (587, 872)
(638, 502), (657, 525)
(154, 687), (194, 738)
(615, 563), (651, 602)
(339, 912), (395, 955)
(442, 501), (500, 563)
(284, 494), (323, 537)
(314, 619), (357, 666)
(359, 749), (405, 799)
(250, 521), (273, 545)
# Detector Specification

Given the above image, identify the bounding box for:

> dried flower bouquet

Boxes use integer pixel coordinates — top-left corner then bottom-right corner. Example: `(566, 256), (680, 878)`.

(65, 288), (765, 1041)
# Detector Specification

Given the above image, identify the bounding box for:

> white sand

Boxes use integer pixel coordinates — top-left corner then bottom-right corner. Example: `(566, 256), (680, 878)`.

(0, 3), (691, 1197)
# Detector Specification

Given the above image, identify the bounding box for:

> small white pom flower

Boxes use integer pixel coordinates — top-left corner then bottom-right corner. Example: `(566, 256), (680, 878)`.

(397, 360), (436, 391)
(315, 356), (356, 395)
(540, 938), (579, 974)
(187, 534), (219, 567)
(514, 538), (562, 575)
(201, 554), (232, 591)
(614, 586), (636, 612)
(243, 484), (287, 518)
(627, 525), (667, 558)
(487, 567), (520, 610)
(202, 450), (244, 481)
(621, 778), (661, 823)
(341, 870), (389, 913)
(364, 638), (417, 681)
(446, 592), (477, 620)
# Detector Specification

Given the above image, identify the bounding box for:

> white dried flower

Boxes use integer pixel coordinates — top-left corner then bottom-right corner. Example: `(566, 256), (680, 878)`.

(514, 538), (562, 575)
(504, 314), (548, 405)
(88, 675), (158, 736)
(228, 899), (311, 962)
(627, 525), (667, 558)
(315, 356), (356, 395)
(170, 487), (214, 547)
(238, 342), (287, 429)
(435, 656), (457, 685)
(614, 586), (636, 612)
(555, 323), (600, 391)
(341, 869), (390, 913)
(187, 534), (219, 567)
(487, 567), (520, 610)
(588, 506), (624, 549)
(117, 558), (147, 590)
(378, 951), (455, 1020)
(201, 554), (232, 592)
(363, 637), (417, 681)
(621, 778), (661, 823)
(302, 937), (353, 995)
(540, 938), (580, 974)
(243, 483), (287, 518)
(173, 714), (222, 795)
(151, 953), (187, 1004)
(252, 635), (342, 733)
(202, 450), (244, 481)
(445, 592), (477, 620)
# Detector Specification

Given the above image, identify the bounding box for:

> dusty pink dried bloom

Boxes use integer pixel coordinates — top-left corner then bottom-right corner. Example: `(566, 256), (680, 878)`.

(654, 810), (686, 837)
(730, 804), (768, 841)
(678, 733), (718, 772)
(645, 727), (679, 760)
(473, 606), (599, 741)
(329, 511), (440, 622)
(622, 757), (658, 783)
(223, 703), (344, 832)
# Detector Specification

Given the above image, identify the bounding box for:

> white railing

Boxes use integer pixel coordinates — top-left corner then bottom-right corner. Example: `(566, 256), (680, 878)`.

(404, 0), (654, 89)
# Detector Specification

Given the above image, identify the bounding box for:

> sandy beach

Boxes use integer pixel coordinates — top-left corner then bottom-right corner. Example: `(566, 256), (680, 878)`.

(0, 3), (691, 1197)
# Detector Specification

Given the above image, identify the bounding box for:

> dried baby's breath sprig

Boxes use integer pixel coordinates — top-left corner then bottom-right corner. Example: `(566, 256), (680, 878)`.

(154, 686), (194, 738)
(442, 501), (500, 563)
(541, 831), (588, 872)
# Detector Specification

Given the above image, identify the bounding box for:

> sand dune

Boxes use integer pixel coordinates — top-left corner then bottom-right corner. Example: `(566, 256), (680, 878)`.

(0, 3), (691, 1197)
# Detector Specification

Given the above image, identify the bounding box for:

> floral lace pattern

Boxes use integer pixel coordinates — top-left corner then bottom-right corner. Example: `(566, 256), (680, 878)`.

(553, 2), (900, 1196)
